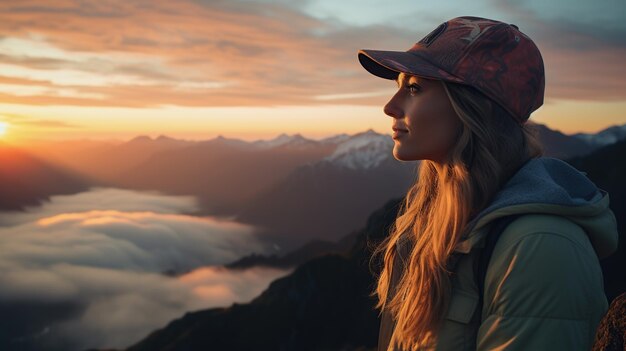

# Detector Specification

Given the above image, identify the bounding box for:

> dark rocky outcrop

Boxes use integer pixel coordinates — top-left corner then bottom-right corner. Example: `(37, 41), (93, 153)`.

(592, 292), (626, 351)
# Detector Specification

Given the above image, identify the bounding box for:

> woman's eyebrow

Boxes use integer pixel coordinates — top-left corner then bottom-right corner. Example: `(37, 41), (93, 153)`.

(396, 74), (420, 87)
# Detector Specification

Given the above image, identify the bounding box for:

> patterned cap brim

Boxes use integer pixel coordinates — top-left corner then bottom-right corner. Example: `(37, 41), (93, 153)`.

(358, 49), (464, 83)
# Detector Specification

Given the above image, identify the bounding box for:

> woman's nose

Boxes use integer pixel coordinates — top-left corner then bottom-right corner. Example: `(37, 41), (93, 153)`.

(384, 96), (402, 119)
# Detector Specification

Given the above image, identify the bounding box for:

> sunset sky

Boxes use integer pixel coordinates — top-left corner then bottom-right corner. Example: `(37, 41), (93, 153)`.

(0, 0), (624, 144)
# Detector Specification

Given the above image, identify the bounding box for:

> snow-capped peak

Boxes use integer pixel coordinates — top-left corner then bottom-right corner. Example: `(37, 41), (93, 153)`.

(323, 129), (393, 170)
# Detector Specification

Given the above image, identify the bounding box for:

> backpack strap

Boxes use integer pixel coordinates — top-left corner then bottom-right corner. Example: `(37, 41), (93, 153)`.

(474, 213), (523, 322)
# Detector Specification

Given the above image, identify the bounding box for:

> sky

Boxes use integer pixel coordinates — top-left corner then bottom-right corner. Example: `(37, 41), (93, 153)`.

(0, 0), (624, 144)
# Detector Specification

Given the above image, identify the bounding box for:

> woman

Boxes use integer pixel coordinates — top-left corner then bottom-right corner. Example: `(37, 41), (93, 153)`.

(358, 16), (619, 351)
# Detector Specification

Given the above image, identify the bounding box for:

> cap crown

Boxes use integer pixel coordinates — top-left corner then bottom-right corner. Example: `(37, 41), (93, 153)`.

(409, 16), (545, 122)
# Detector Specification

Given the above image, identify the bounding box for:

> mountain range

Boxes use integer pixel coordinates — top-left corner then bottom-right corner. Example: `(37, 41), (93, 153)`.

(12, 122), (626, 251)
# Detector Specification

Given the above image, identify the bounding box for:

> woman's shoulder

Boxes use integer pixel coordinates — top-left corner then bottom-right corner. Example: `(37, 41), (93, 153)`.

(482, 213), (607, 321)
(492, 213), (597, 259)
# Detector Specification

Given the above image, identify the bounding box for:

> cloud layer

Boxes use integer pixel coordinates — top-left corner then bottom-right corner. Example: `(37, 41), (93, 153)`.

(0, 0), (405, 108)
(0, 188), (292, 350)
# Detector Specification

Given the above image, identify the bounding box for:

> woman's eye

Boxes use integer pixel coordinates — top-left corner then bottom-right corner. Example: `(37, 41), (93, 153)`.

(405, 84), (422, 95)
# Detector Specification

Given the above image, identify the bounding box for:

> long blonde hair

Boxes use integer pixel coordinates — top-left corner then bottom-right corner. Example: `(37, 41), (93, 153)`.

(369, 80), (544, 350)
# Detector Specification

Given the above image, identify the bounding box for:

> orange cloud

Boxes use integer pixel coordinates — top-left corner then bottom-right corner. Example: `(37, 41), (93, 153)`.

(0, 0), (413, 107)
(179, 265), (293, 306)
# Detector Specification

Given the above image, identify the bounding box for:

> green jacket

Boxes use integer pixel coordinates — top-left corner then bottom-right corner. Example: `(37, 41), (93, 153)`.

(378, 157), (619, 351)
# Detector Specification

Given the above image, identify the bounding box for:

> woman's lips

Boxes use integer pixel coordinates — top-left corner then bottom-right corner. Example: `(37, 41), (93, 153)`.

(392, 127), (408, 139)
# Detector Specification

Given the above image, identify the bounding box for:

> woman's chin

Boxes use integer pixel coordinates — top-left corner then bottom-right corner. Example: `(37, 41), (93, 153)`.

(392, 147), (420, 162)
(392, 142), (444, 163)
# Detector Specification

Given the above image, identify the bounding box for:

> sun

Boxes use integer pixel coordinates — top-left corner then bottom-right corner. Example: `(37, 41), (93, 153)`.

(0, 122), (7, 137)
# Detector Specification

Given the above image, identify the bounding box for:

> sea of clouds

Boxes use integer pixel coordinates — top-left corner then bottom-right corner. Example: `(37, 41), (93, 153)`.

(0, 188), (293, 350)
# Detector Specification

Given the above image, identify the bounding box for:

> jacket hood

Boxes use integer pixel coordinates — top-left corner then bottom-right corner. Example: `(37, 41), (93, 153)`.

(455, 156), (619, 259)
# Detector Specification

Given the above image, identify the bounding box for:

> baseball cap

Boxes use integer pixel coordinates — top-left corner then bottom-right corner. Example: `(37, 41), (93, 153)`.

(358, 16), (545, 123)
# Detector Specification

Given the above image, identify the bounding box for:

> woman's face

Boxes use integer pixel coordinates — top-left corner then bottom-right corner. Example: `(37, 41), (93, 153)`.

(385, 73), (462, 163)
